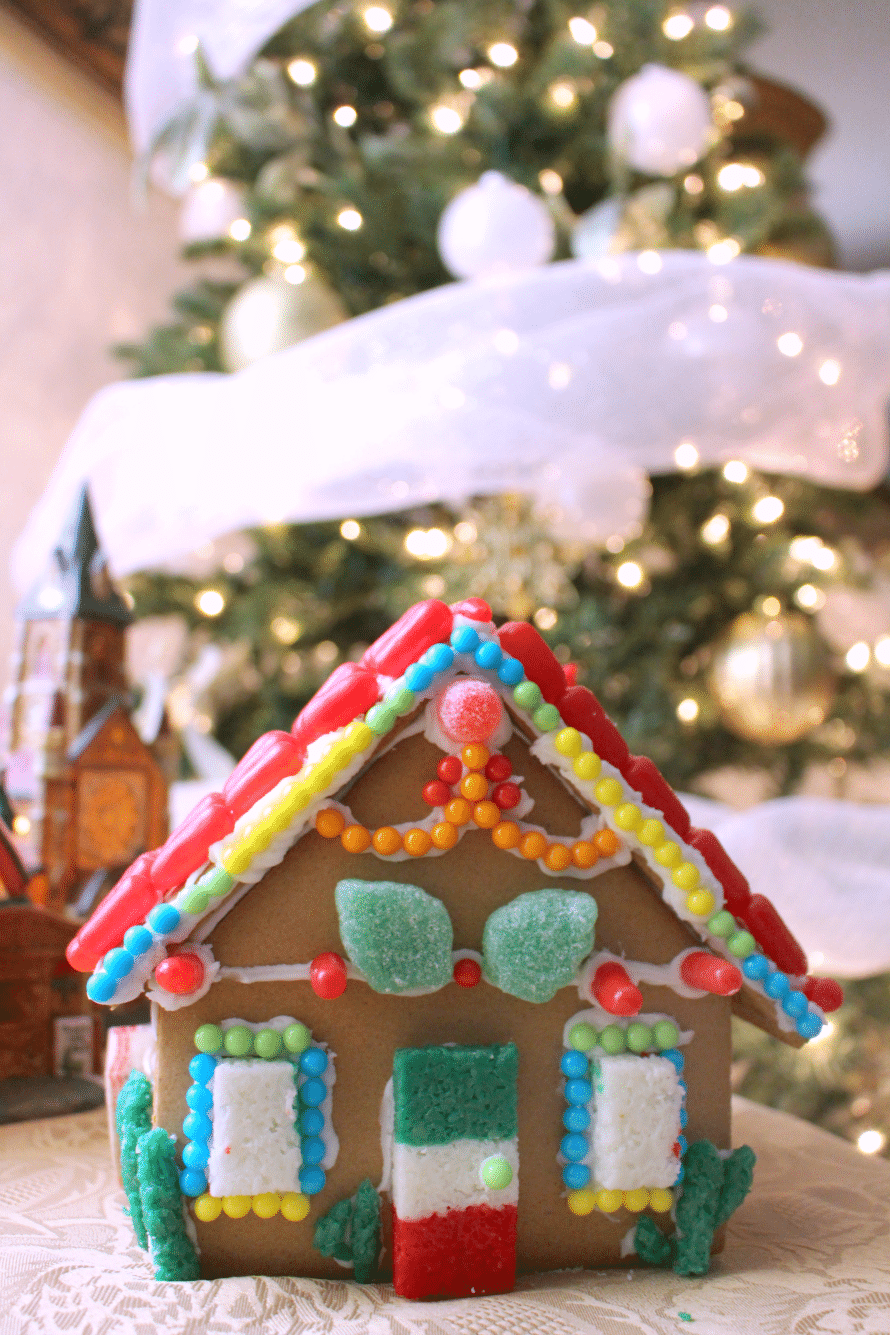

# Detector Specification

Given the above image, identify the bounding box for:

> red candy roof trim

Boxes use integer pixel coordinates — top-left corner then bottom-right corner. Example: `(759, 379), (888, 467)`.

(66, 851), (160, 972)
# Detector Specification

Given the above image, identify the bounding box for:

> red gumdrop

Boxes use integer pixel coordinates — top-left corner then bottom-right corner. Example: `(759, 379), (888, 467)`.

(362, 600), (454, 677)
(423, 780), (452, 807)
(687, 828), (751, 914)
(803, 976), (844, 1013)
(485, 754), (513, 783)
(436, 680), (503, 744)
(154, 952), (205, 995)
(453, 958), (482, 988)
(563, 663), (578, 688)
(451, 598), (492, 623)
(679, 950), (743, 996)
(437, 755), (463, 785)
(66, 850), (161, 972)
(559, 686), (630, 769)
(310, 951), (348, 999)
(223, 730), (305, 819)
(292, 662), (380, 750)
(492, 782), (521, 811)
(741, 894), (808, 977)
(592, 962), (643, 1016)
(624, 755), (691, 838)
(497, 621), (567, 705)
(150, 793), (234, 895)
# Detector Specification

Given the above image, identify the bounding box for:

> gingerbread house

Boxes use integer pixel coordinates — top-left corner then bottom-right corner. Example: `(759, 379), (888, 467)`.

(66, 598), (842, 1297)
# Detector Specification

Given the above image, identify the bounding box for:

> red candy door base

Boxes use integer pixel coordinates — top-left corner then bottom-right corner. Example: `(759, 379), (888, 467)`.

(391, 1042), (519, 1299)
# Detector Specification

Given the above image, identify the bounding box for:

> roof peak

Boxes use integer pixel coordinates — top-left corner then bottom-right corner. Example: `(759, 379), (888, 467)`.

(17, 486), (131, 626)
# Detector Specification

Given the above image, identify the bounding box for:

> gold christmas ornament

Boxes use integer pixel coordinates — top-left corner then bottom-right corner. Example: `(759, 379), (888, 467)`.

(708, 610), (836, 744)
(220, 272), (347, 371)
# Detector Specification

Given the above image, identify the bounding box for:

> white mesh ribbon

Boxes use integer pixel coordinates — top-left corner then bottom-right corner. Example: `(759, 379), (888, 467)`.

(13, 253), (890, 589)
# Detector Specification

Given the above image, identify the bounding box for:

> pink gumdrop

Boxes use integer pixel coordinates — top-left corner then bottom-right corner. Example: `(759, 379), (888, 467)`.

(436, 679), (503, 743)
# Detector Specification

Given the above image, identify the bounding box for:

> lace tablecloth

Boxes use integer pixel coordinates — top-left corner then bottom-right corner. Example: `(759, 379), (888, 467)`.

(1, 1098), (887, 1335)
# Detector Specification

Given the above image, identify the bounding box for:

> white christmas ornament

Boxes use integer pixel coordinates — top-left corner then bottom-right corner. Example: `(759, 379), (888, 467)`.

(608, 63), (714, 177)
(219, 273), (346, 371)
(437, 172), (556, 280)
(179, 178), (247, 243)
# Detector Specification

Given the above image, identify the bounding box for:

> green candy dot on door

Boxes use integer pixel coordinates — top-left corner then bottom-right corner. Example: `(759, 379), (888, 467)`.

(480, 1155), (513, 1190)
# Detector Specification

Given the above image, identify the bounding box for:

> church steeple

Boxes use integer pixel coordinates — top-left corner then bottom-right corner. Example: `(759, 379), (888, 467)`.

(17, 487), (131, 627)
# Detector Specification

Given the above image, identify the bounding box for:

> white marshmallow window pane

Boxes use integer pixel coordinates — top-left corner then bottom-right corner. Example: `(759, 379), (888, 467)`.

(13, 252), (890, 590)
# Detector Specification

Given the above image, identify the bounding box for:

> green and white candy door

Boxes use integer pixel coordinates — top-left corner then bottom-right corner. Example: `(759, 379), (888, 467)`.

(391, 1042), (519, 1299)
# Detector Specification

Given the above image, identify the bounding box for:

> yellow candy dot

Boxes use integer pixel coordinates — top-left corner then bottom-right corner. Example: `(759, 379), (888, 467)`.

(222, 1195), (252, 1219)
(672, 861), (701, 891)
(276, 783), (312, 822)
(624, 1188), (650, 1212)
(222, 842), (255, 876)
(345, 720), (374, 752)
(654, 840), (682, 868)
(567, 1188), (597, 1216)
(554, 728), (584, 758)
(194, 1194), (222, 1222)
(594, 777), (623, 807)
(596, 1189), (624, 1213)
(573, 752), (602, 782)
(252, 1192), (281, 1219)
(649, 1188), (674, 1213)
(614, 803), (642, 832)
(281, 1192), (311, 1222)
(687, 889), (716, 917)
(638, 818), (665, 846)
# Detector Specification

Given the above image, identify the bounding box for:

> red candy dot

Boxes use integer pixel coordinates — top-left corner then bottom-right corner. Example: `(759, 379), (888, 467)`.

(492, 782), (521, 811)
(310, 952), (347, 999)
(453, 958), (482, 988)
(422, 780), (452, 807)
(437, 755), (463, 785)
(154, 952), (205, 995)
(436, 680), (503, 744)
(485, 754), (513, 783)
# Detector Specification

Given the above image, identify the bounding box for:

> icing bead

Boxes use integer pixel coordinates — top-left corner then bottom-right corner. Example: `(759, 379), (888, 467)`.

(653, 1020), (680, 1050)
(438, 755), (463, 784)
(561, 1051), (589, 1077)
(147, 904), (181, 934)
(186, 1084), (213, 1112)
(624, 1188), (650, 1212)
(224, 1026), (253, 1057)
(571, 841), (598, 869)
(253, 1193), (281, 1219)
(341, 824), (371, 853)
(679, 1107), (688, 1128)
(372, 826), (402, 855)
(513, 680), (543, 712)
(103, 948), (134, 980)
(475, 641), (503, 670)
(573, 752), (601, 781)
(310, 952), (348, 998)
(344, 720), (374, 753)
(727, 930), (756, 958)
(422, 780), (452, 807)
(423, 643), (455, 672)
(742, 953), (770, 980)
(300, 1167), (326, 1195)
(679, 952), (743, 996)
(445, 798), (472, 825)
(255, 1028), (283, 1060)
(453, 957), (482, 987)
(365, 703), (397, 735)
(708, 910), (736, 938)
(626, 1022), (653, 1053)
(385, 686), (416, 716)
(563, 1108), (591, 1135)
(86, 973), (115, 1003)
(592, 961), (643, 1017)
(593, 828), (620, 857)
(783, 989), (809, 1018)
(155, 952), (205, 995)
(403, 828), (433, 856)
(315, 809), (345, 839)
(596, 1189), (623, 1213)
(300, 1109), (324, 1135)
(561, 1133), (589, 1162)
(222, 1196), (252, 1218)
(764, 971), (790, 999)
(654, 842), (682, 869)
(614, 803), (642, 832)
(564, 1078), (593, 1105)
(462, 742), (490, 771)
(299, 1047), (328, 1076)
(183, 1111), (212, 1141)
(194, 1193), (222, 1222)
(598, 1024), (626, 1055)
(182, 1140), (209, 1169)
(491, 821), (521, 849)
(567, 1188), (597, 1215)
(405, 663), (435, 692)
(544, 843), (572, 872)
(594, 778), (622, 807)
(189, 1053), (218, 1083)
(180, 1169), (207, 1198)
(568, 1022), (597, 1051)
(563, 1163), (591, 1189)
(519, 831), (548, 860)
(281, 1192), (311, 1222)
(480, 1155), (513, 1189)
(672, 862), (701, 891)
(637, 818), (665, 846)
(492, 782), (521, 810)
(180, 889), (210, 916)
(532, 702), (562, 732)
(460, 772), (488, 801)
(661, 1049), (685, 1072)
(676, 1135), (688, 1154)
(451, 625), (480, 653)
(497, 656), (524, 685)
(300, 1078), (328, 1107)
(123, 926), (154, 957)
(431, 821), (459, 849)
(301, 1136), (326, 1166)
(687, 889), (717, 918)
(797, 1013), (823, 1039)
(554, 727), (584, 757)
(485, 754), (513, 782)
(283, 1022), (311, 1053)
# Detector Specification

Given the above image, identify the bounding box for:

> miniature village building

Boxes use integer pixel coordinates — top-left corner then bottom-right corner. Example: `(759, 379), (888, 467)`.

(67, 599), (843, 1297)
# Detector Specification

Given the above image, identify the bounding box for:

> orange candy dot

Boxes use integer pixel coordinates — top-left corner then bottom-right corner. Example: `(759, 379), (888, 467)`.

(372, 826), (401, 855)
(315, 809), (345, 839)
(571, 840), (599, 869)
(403, 828), (432, 857)
(431, 821), (459, 850)
(519, 831), (548, 861)
(594, 828), (621, 857)
(473, 801), (501, 829)
(545, 843), (572, 872)
(460, 772), (489, 802)
(491, 821), (521, 850)
(461, 743), (490, 772)
(341, 824), (371, 853)
(445, 798), (473, 826)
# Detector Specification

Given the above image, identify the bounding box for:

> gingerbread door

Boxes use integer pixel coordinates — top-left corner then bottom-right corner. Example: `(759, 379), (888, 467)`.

(391, 1042), (518, 1299)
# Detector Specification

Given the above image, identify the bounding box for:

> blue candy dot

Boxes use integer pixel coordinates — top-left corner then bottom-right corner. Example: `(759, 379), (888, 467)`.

(783, 989), (809, 1018)
(103, 948), (134, 980)
(182, 1140), (210, 1169)
(301, 1135), (326, 1166)
(764, 970), (790, 999)
(561, 1133), (589, 1162)
(677, 1134), (688, 1155)
(475, 641), (503, 670)
(797, 1013), (823, 1040)
(674, 1164), (685, 1184)
(86, 972), (116, 1003)
(300, 1166), (326, 1196)
(182, 1111), (212, 1142)
(564, 1078), (592, 1106)
(147, 903), (181, 934)
(742, 953), (770, 981)
(563, 1105), (591, 1133)
(497, 656), (524, 686)
(300, 1077), (327, 1107)
(300, 1108), (324, 1136)
(451, 626), (479, 653)
(563, 1162), (591, 1189)
(560, 1051), (589, 1079)
(679, 1107), (688, 1129)
(123, 925), (154, 957)
(189, 1053), (217, 1084)
(661, 1049), (685, 1073)
(423, 644), (455, 672)
(186, 1084), (213, 1113)
(299, 1047), (328, 1077)
(678, 1079), (688, 1094)
(405, 663), (435, 692)
(180, 1168), (207, 1198)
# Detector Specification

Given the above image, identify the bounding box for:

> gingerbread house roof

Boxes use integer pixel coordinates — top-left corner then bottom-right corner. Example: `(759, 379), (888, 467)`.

(67, 598), (842, 1037)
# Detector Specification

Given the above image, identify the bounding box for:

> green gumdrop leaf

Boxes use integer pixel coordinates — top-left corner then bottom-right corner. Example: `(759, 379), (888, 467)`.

(714, 1144), (756, 1229)
(335, 879), (453, 993)
(482, 889), (598, 1003)
(673, 1140), (725, 1277)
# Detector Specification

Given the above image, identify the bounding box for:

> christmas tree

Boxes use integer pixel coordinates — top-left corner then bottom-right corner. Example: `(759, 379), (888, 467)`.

(117, 0), (890, 1158)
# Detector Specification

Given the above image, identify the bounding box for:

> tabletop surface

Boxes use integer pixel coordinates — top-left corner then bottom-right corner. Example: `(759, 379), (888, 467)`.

(1, 1097), (888, 1335)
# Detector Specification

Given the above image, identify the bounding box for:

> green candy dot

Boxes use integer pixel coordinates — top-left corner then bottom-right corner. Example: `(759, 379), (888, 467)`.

(366, 703), (396, 735)
(568, 1022), (597, 1052)
(533, 703), (562, 732)
(255, 1028), (283, 1060)
(653, 1020), (680, 1051)
(598, 1024), (626, 1055)
(480, 1155), (513, 1190)
(283, 1022), (311, 1054)
(198, 867), (235, 899)
(223, 1025), (253, 1057)
(727, 930), (756, 958)
(707, 910), (736, 938)
(194, 1024), (223, 1054)
(181, 890), (209, 915)
(626, 1022), (653, 1053)
(513, 680), (542, 712)
(386, 686), (416, 716)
